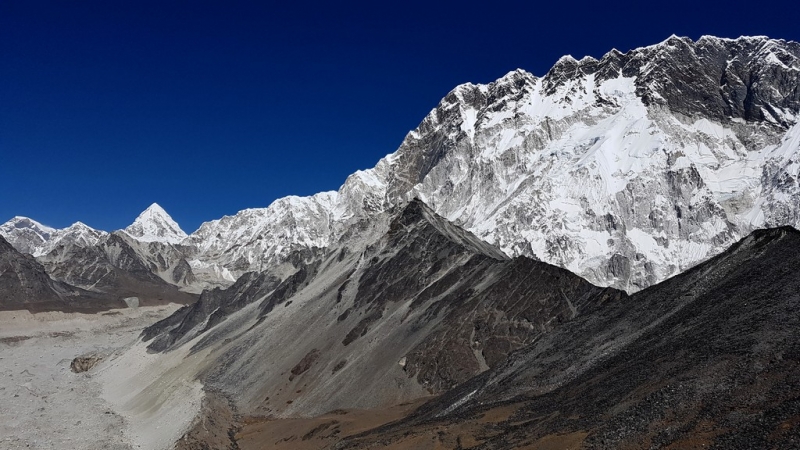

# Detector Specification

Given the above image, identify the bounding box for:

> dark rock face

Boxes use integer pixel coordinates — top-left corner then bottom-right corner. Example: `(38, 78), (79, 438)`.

(142, 270), (281, 352)
(290, 349), (321, 378)
(0, 235), (121, 311)
(402, 256), (621, 393)
(338, 226), (800, 449)
(70, 354), (103, 373)
(543, 35), (800, 127)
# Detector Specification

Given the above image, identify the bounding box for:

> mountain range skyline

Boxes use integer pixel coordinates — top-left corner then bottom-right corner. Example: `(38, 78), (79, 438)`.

(4, 34), (800, 294)
(3, 1), (800, 232)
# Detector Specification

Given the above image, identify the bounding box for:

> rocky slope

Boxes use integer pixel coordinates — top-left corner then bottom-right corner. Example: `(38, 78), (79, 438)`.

(139, 200), (623, 423)
(0, 235), (121, 311)
(338, 226), (800, 449)
(37, 231), (196, 306)
(174, 35), (800, 293)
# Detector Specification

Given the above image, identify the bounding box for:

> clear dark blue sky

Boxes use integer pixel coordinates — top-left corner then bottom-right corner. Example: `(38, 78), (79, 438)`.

(2, 0), (798, 233)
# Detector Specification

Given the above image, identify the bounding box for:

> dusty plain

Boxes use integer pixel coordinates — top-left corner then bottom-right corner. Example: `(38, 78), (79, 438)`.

(0, 305), (180, 450)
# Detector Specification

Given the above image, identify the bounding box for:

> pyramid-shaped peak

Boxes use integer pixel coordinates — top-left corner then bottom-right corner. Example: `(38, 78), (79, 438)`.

(135, 203), (176, 222)
(124, 202), (187, 244)
(145, 202), (167, 213)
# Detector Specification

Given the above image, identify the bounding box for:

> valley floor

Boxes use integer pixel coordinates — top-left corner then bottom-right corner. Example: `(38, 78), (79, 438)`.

(234, 398), (432, 450)
(0, 305), (181, 450)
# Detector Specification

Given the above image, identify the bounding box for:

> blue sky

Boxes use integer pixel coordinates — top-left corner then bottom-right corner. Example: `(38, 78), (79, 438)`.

(2, 0), (798, 233)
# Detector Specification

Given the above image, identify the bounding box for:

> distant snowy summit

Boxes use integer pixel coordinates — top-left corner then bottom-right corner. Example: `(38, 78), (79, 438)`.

(0, 216), (107, 257)
(0, 216), (55, 256)
(0, 203), (202, 295)
(0, 202), (185, 257)
(123, 203), (188, 244)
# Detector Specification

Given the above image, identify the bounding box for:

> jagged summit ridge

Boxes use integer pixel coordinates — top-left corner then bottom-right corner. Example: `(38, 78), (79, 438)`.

(123, 203), (187, 244)
(0, 216), (107, 257)
(177, 35), (800, 292)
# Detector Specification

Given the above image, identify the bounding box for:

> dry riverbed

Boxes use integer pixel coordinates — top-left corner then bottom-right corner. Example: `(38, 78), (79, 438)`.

(0, 305), (181, 449)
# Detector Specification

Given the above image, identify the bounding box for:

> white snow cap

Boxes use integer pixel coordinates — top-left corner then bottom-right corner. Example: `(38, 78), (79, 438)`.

(1, 216), (56, 235)
(124, 203), (187, 244)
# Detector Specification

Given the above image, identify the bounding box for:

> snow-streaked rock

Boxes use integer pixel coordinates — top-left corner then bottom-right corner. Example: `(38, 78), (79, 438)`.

(0, 217), (56, 256)
(182, 35), (800, 292)
(0, 217), (108, 258)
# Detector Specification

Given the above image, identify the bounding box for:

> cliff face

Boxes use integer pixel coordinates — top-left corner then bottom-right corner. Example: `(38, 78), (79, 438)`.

(171, 35), (800, 293)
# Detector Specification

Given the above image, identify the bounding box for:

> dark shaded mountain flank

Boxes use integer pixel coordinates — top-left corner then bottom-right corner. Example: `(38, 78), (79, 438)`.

(142, 269), (284, 352)
(143, 199), (624, 418)
(338, 227), (800, 449)
(0, 235), (122, 311)
(38, 232), (196, 307)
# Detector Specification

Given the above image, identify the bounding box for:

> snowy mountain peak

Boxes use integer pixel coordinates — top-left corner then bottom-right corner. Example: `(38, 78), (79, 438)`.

(0, 216), (56, 256)
(124, 203), (187, 244)
(67, 221), (92, 231)
(556, 54), (578, 64)
(3, 216), (55, 234)
(3, 35), (799, 295)
(143, 202), (169, 216)
(0, 217), (108, 257)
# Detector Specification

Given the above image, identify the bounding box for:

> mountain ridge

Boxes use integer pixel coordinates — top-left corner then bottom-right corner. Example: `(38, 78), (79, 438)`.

(0, 234), (123, 311)
(3, 35), (799, 294)
(336, 225), (800, 449)
(171, 34), (800, 292)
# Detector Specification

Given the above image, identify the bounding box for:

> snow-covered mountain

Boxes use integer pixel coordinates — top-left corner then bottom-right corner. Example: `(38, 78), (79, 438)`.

(0, 217), (108, 258)
(3, 35), (799, 293)
(179, 35), (800, 292)
(0, 203), (186, 256)
(0, 203), (201, 292)
(123, 203), (188, 244)
(0, 217), (56, 256)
